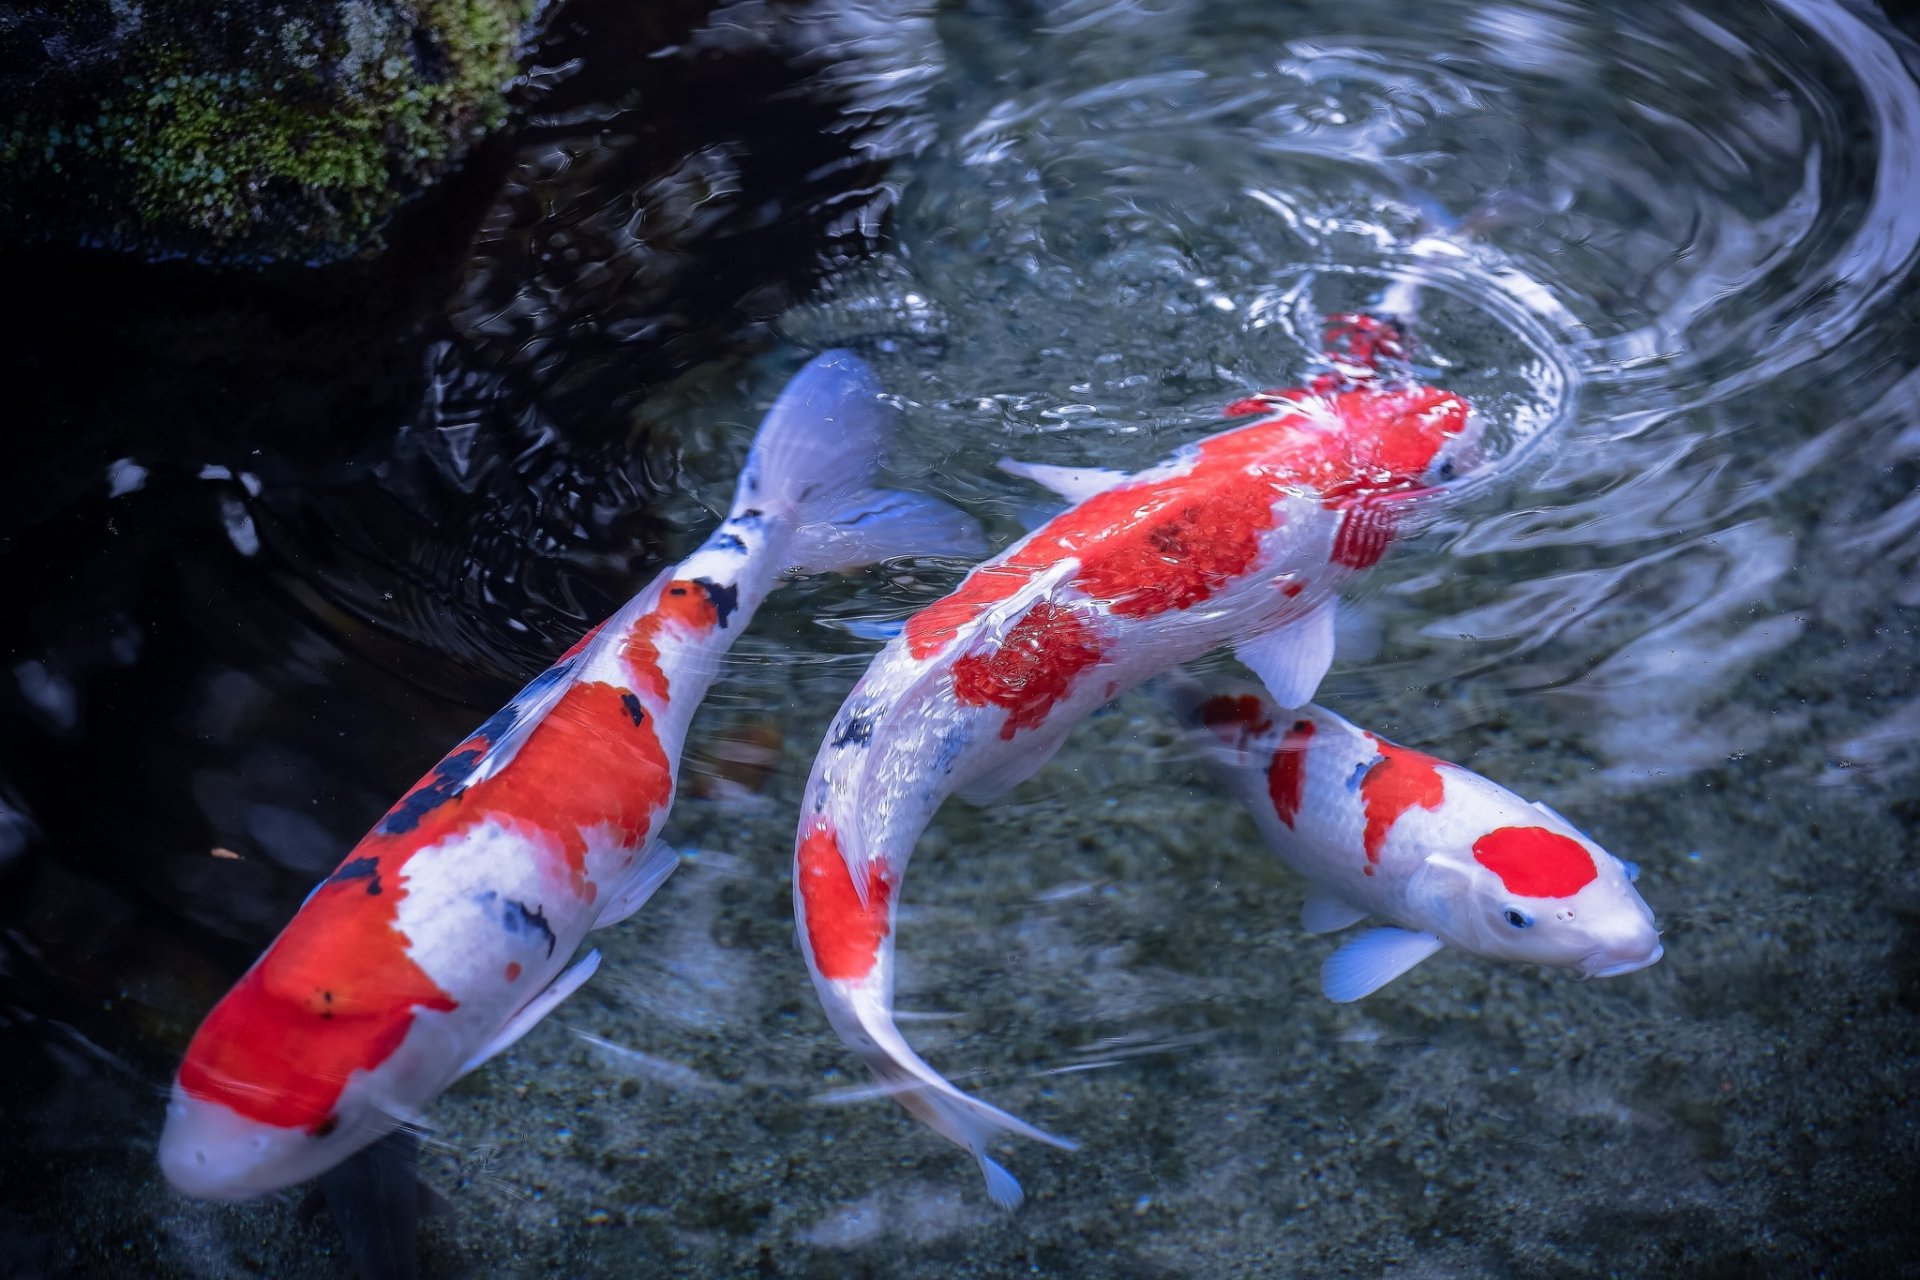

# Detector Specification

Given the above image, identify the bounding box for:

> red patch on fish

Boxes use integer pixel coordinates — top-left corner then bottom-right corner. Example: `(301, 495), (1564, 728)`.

(1199, 694), (1273, 748)
(1473, 826), (1597, 899)
(178, 678), (673, 1131)
(621, 580), (722, 699)
(1266, 718), (1316, 828)
(1358, 738), (1446, 872)
(903, 381), (1465, 660)
(797, 822), (893, 982)
(952, 602), (1104, 738)
(505, 962), (522, 982)
(177, 878), (458, 1134)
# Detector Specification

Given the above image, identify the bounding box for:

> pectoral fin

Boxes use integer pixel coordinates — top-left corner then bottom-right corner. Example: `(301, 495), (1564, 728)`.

(1320, 927), (1443, 1003)
(458, 950), (602, 1078)
(1236, 601), (1336, 710)
(996, 458), (1131, 503)
(1300, 886), (1368, 935)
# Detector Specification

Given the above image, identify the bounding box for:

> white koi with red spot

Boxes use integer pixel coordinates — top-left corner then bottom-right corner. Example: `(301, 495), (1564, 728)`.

(159, 351), (983, 1202)
(793, 318), (1476, 1207)
(1171, 679), (1662, 1003)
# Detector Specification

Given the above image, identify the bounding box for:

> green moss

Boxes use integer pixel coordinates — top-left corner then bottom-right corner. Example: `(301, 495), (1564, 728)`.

(3, 0), (533, 257)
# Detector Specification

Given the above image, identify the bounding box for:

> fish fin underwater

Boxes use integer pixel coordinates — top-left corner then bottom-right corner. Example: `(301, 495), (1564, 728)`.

(837, 986), (1077, 1210)
(1235, 600), (1337, 710)
(589, 839), (682, 931)
(1300, 886), (1369, 935)
(1320, 927), (1445, 1003)
(301, 1128), (435, 1280)
(738, 349), (986, 572)
(995, 457), (1132, 503)
(458, 949), (602, 1079)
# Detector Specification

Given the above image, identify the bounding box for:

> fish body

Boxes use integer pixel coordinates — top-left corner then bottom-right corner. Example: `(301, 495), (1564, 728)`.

(792, 319), (1472, 1205)
(160, 351), (983, 1202)
(1172, 681), (1662, 1002)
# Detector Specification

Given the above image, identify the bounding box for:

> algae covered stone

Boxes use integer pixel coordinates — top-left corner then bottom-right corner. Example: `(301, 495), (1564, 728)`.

(0, 0), (532, 259)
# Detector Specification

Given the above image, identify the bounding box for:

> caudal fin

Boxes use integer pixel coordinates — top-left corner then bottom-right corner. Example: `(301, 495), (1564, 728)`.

(734, 350), (986, 573)
(833, 986), (1075, 1209)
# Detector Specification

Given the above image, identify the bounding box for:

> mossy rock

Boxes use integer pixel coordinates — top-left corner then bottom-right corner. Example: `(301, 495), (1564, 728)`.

(0, 0), (532, 260)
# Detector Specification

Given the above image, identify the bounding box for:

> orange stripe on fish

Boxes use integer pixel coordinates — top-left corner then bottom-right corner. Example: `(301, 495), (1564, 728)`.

(621, 579), (724, 699)
(1266, 718), (1316, 829)
(797, 822), (893, 982)
(1358, 738), (1446, 873)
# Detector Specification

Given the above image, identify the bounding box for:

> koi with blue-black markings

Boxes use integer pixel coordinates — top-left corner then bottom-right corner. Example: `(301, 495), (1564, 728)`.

(159, 351), (984, 1201)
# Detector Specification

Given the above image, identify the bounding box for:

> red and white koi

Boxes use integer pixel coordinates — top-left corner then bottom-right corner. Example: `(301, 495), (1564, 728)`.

(1171, 679), (1662, 1002)
(792, 317), (1473, 1206)
(159, 351), (983, 1201)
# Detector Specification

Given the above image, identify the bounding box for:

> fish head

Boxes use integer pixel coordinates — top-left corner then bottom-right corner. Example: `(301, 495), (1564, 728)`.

(1325, 384), (1474, 494)
(1406, 815), (1661, 979)
(159, 970), (460, 1200)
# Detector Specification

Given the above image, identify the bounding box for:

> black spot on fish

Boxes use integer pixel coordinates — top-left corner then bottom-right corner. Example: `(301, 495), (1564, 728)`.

(738, 508), (763, 522)
(621, 692), (647, 727)
(713, 532), (747, 553)
(314, 1115), (339, 1137)
(831, 710), (877, 749)
(327, 857), (383, 895)
(694, 578), (739, 629)
(482, 892), (557, 957)
(378, 747), (483, 835)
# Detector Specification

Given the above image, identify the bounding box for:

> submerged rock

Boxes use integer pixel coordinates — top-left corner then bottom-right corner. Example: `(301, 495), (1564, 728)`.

(0, 0), (535, 259)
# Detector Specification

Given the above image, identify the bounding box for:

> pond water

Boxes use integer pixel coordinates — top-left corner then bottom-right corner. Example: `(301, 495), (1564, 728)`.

(3, 0), (1917, 1276)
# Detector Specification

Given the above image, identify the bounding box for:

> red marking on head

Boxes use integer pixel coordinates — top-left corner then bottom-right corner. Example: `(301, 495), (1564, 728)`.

(1280, 580), (1304, 598)
(952, 602), (1103, 738)
(1473, 826), (1598, 899)
(797, 822), (893, 982)
(178, 679), (672, 1131)
(1358, 737), (1446, 871)
(1199, 694), (1273, 748)
(177, 880), (458, 1134)
(1265, 719), (1316, 828)
(505, 962), (522, 983)
(1223, 396), (1273, 418)
(621, 580), (721, 699)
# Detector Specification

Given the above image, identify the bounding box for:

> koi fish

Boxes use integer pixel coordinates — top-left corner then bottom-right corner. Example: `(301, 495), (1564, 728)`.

(159, 350), (984, 1201)
(792, 316), (1473, 1206)
(1171, 678), (1662, 1001)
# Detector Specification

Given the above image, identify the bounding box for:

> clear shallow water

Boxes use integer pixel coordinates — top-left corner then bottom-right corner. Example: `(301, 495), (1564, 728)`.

(3, 0), (1918, 1276)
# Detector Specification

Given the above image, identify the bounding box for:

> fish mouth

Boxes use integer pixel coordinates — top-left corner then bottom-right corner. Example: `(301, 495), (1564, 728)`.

(1582, 942), (1664, 979)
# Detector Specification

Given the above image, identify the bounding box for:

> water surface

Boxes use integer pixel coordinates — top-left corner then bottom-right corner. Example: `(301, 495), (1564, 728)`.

(2, 0), (1916, 1275)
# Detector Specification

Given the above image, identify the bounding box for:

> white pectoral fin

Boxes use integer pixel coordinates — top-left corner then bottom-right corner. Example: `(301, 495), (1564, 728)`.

(996, 458), (1131, 503)
(1320, 928), (1444, 1003)
(590, 840), (682, 930)
(1299, 886), (1368, 935)
(1236, 600), (1336, 710)
(457, 949), (602, 1078)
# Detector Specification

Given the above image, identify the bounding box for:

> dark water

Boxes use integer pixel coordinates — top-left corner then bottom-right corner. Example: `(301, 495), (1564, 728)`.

(4, 0), (1918, 1276)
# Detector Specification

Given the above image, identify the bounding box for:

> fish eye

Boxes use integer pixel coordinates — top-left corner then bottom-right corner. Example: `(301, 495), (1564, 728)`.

(1502, 908), (1532, 929)
(1437, 458), (1457, 481)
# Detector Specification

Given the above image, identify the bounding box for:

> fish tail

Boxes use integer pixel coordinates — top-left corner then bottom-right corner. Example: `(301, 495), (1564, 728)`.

(735, 350), (986, 574)
(827, 983), (1075, 1211)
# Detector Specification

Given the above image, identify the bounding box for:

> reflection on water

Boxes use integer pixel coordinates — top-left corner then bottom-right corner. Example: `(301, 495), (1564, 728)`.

(3, 0), (1918, 1275)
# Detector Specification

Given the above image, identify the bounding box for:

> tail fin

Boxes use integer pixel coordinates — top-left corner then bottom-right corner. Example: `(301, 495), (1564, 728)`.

(834, 986), (1075, 1210)
(734, 350), (986, 573)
